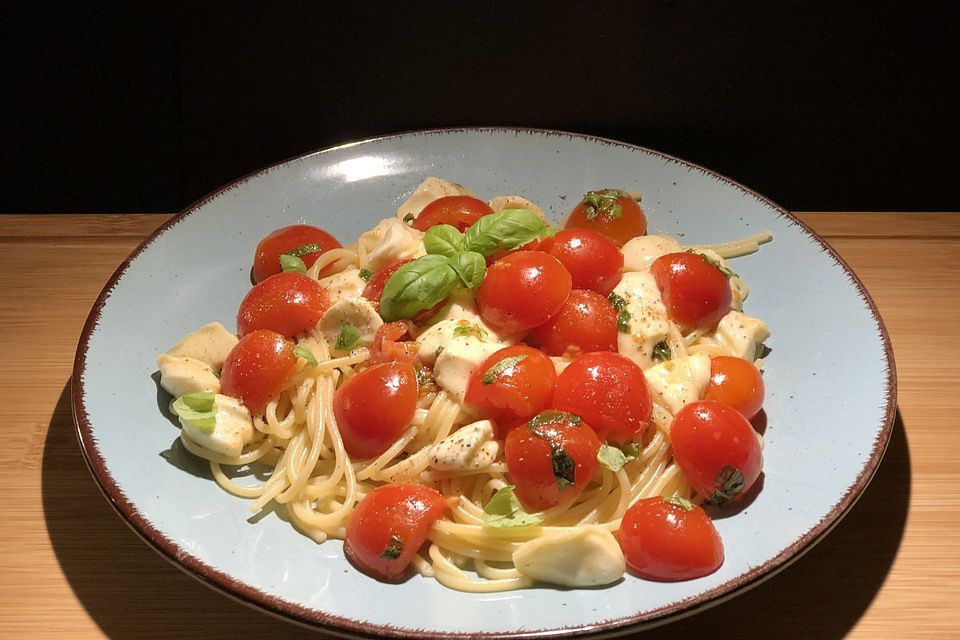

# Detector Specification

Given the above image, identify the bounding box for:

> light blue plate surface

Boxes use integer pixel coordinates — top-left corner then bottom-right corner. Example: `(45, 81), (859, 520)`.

(73, 128), (895, 638)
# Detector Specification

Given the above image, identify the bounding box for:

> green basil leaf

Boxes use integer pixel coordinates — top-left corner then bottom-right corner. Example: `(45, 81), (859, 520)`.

(279, 254), (306, 274)
(424, 224), (466, 258)
(481, 354), (528, 385)
(452, 323), (487, 339)
(665, 495), (697, 511)
(581, 189), (631, 221)
(172, 392), (217, 431)
(379, 535), (404, 559)
(482, 485), (542, 528)
(379, 254), (459, 322)
(465, 209), (554, 256)
(527, 411), (581, 429)
(709, 464), (746, 506)
(335, 324), (364, 351)
(551, 447), (576, 489)
(358, 268), (373, 282)
(450, 251), (486, 289)
(597, 443), (634, 471)
(284, 243), (325, 258)
(608, 292), (631, 333)
(686, 249), (739, 279)
(294, 343), (318, 365)
(652, 340), (671, 361)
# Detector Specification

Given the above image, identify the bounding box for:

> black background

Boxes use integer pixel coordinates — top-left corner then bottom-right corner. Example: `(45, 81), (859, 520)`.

(4, 1), (959, 214)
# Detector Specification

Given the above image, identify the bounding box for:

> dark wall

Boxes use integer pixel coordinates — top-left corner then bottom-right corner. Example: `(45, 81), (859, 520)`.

(4, 1), (959, 213)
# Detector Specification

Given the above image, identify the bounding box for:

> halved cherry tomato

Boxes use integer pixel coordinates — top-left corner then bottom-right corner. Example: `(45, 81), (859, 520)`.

(650, 252), (732, 328)
(477, 251), (572, 335)
(237, 272), (331, 337)
(619, 496), (724, 581)
(541, 228), (623, 296)
(670, 400), (763, 506)
(464, 345), (556, 423)
(412, 195), (494, 232)
(504, 411), (601, 511)
(705, 356), (765, 419)
(362, 259), (447, 324)
(219, 330), (297, 415)
(369, 321), (421, 366)
(345, 482), (446, 582)
(333, 362), (418, 459)
(551, 352), (652, 443)
(527, 289), (618, 357)
(252, 224), (342, 283)
(563, 189), (647, 247)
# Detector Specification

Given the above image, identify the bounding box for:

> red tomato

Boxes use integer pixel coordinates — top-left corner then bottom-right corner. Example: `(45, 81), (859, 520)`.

(504, 411), (601, 511)
(362, 259), (447, 324)
(485, 237), (544, 266)
(650, 252), (732, 328)
(464, 345), (557, 423)
(527, 289), (618, 357)
(237, 272), (331, 337)
(345, 483), (446, 582)
(252, 224), (342, 283)
(551, 352), (652, 443)
(220, 330), (297, 414)
(369, 321), (421, 366)
(563, 189), (647, 247)
(670, 400), (763, 506)
(541, 229), (623, 296)
(705, 356), (765, 419)
(333, 362), (418, 459)
(477, 251), (572, 335)
(412, 195), (494, 232)
(618, 497), (724, 581)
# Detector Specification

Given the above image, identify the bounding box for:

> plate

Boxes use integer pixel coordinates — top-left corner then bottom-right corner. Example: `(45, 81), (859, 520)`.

(73, 128), (896, 638)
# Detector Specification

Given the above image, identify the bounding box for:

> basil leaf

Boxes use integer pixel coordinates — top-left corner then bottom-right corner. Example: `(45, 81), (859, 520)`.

(581, 189), (631, 221)
(284, 243), (325, 258)
(335, 324), (364, 351)
(450, 251), (486, 290)
(380, 535), (404, 559)
(481, 354), (528, 385)
(665, 495), (697, 511)
(552, 448), (576, 489)
(424, 224), (466, 258)
(172, 392), (217, 431)
(358, 268), (373, 282)
(465, 209), (554, 256)
(379, 255), (459, 322)
(279, 254), (306, 274)
(294, 343), (318, 365)
(482, 486), (542, 528)
(686, 249), (739, 279)
(527, 411), (581, 429)
(652, 341), (671, 361)
(597, 443), (633, 471)
(402, 213), (415, 224)
(608, 292), (631, 333)
(709, 464), (746, 506)
(452, 323), (487, 339)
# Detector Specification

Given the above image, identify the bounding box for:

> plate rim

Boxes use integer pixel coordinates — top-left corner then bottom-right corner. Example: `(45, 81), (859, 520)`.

(71, 126), (898, 639)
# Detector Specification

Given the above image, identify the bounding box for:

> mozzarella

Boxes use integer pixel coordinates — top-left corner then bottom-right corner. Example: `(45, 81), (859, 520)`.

(317, 268), (366, 305)
(621, 235), (682, 272)
(487, 195), (546, 221)
(434, 335), (505, 403)
(710, 310), (770, 361)
(612, 271), (672, 370)
(359, 217), (426, 272)
(512, 526), (625, 587)
(415, 288), (513, 364)
(166, 322), (238, 372)
(550, 356), (573, 375)
(156, 353), (220, 397)
(396, 177), (476, 221)
(643, 352), (711, 416)
(318, 297), (383, 354)
(428, 419), (499, 471)
(179, 394), (256, 458)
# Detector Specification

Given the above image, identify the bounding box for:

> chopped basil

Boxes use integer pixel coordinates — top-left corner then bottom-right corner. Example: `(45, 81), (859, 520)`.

(279, 253), (306, 274)
(380, 535), (404, 559)
(358, 268), (373, 282)
(481, 354), (528, 385)
(665, 495), (697, 511)
(284, 243), (325, 258)
(686, 249), (739, 279)
(608, 292), (631, 333)
(379, 255), (460, 322)
(652, 341), (671, 361)
(527, 411), (581, 429)
(597, 443), (636, 472)
(335, 324), (364, 350)
(581, 189), (631, 221)
(434, 345), (444, 358)
(709, 464), (746, 506)
(482, 486), (542, 528)
(464, 209), (555, 257)
(172, 392), (217, 431)
(294, 343), (318, 365)
(452, 323), (487, 339)
(551, 448), (576, 489)
(402, 213), (415, 224)
(414, 365), (434, 388)
(424, 224), (466, 258)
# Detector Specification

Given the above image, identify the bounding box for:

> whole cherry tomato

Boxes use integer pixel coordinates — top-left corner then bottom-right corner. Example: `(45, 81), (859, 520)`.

(541, 228), (623, 296)
(650, 252), (732, 328)
(464, 345), (556, 423)
(412, 195), (494, 232)
(251, 224), (342, 283)
(369, 321), (421, 365)
(527, 289), (618, 357)
(237, 272), (331, 337)
(476, 251), (572, 335)
(563, 189), (647, 247)
(219, 329), (297, 415)
(670, 400), (763, 506)
(504, 411), (601, 511)
(705, 356), (765, 419)
(618, 496), (724, 581)
(333, 362), (418, 459)
(485, 237), (544, 266)
(551, 352), (652, 443)
(362, 259), (447, 324)
(345, 482), (446, 582)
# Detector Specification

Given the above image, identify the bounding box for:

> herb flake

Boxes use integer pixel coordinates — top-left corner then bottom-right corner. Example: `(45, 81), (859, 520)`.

(709, 464), (746, 506)
(380, 535), (404, 559)
(279, 253), (306, 274)
(581, 189), (631, 221)
(652, 341), (671, 361)
(294, 343), (318, 365)
(358, 268), (373, 282)
(172, 392), (217, 431)
(335, 324), (364, 350)
(481, 354), (527, 385)
(608, 292), (631, 333)
(482, 486), (542, 528)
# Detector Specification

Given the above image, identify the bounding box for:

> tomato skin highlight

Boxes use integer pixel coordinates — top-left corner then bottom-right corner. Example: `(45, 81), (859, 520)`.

(618, 497), (724, 581)
(333, 362), (418, 459)
(237, 272), (332, 338)
(650, 252), (732, 329)
(464, 345), (556, 423)
(527, 289), (618, 357)
(541, 229), (624, 296)
(563, 190), (647, 247)
(220, 330), (297, 415)
(252, 225), (342, 283)
(345, 483), (446, 582)
(670, 400), (763, 505)
(551, 352), (652, 443)
(412, 195), (494, 232)
(705, 356), (765, 419)
(477, 251), (573, 335)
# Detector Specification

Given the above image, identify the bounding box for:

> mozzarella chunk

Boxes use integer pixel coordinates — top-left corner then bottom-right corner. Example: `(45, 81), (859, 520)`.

(710, 310), (770, 361)
(396, 177), (476, 221)
(621, 235), (682, 272)
(317, 268), (366, 305)
(513, 526), (625, 587)
(487, 195), (546, 221)
(428, 419), (499, 471)
(166, 322), (238, 372)
(612, 271), (672, 370)
(318, 297), (383, 354)
(550, 356), (573, 375)
(156, 353), (220, 397)
(179, 394), (255, 458)
(359, 218), (426, 272)
(434, 335), (505, 403)
(644, 352), (711, 416)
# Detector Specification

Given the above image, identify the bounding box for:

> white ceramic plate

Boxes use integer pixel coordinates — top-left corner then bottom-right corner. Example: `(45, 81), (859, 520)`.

(73, 128), (895, 638)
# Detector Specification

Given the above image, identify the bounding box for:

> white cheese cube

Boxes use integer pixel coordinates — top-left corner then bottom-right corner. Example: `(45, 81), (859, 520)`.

(156, 353), (220, 397)
(179, 394), (255, 458)
(621, 235), (682, 272)
(317, 268), (366, 306)
(166, 322), (238, 372)
(428, 419), (499, 471)
(318, 297), (383, 354)
(710, 311), (770, 361)
(644, 352), (712, 416)
(513, 526), (625, 587)
(433, 335), (505, 403)
(359, 217), (426, 272)
(612, 271), (673, 370)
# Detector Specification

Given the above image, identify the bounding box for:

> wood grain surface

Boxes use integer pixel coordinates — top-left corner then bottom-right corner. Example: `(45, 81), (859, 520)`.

(1, 212), (957, 639)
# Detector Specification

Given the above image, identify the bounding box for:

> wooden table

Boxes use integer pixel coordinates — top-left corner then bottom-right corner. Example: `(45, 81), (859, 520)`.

(2, 212), (958, 639)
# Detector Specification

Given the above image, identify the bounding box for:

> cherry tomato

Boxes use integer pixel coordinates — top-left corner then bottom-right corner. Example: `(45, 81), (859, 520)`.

(527, 289), (618, 357)
(477, 251), (572, 335)
(541, 229), (623, 295)
(219, 330), (297, 415)
(670, 400), (763, 506)
(237, 272), (331, 337)
(369, 321), (421, 366)
(412, 195), (494, 232)
(251, 225), (342, 283)
(705, 356), (765, 419)
(345, 482), (446, 582)
(464, 345), (556, 423)
(362, 259), (447, 324)
(551, 352), (652, 443)
(563, 189), (647, 247)
(504, 411), (601, 511)
(333, 362), (418, 459)
(650, 252), (732, 328)
(618, 497), (724, 581)
(485, 237), (544, 266)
